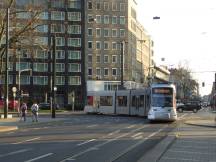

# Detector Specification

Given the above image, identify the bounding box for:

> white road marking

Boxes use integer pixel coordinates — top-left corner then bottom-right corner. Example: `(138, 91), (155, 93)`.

(60, 125), (149, 162)
(127, 125), (136, 129)
(77, 139), (96, 146)
(87, 124), (98, 128)
(12, 137), (41, 144)
(169, 150), (215, 155)
(162, 157), (199, 161)
(108, 130), (120, 136)
(24, 153), (53, 162)
(132, 132), (143, 138)
(178, 113), (188, 120)
(0, 149), (30, 158)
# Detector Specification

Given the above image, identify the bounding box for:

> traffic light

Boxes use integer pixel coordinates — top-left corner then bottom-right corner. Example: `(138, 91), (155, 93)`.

(202, 82), (205, 87)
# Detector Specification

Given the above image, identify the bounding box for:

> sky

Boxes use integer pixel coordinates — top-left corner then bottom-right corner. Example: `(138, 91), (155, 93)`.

(136, 0), (216, 96)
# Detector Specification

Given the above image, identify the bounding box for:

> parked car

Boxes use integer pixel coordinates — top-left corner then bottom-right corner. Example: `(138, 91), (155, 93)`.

(177, 101), (202, 113)
(0, 100), (19, 111)
(38, 102), (59, 110)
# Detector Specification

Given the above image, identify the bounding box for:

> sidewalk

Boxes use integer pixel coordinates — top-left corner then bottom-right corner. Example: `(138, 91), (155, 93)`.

(139, 108), (216, 162)
(0, 111), (85, 132)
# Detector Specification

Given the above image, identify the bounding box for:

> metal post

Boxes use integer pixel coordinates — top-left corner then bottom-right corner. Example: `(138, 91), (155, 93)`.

(52, 35), (56, 118)
(4, 8), (9, 119)
(120, 42), (124, 89)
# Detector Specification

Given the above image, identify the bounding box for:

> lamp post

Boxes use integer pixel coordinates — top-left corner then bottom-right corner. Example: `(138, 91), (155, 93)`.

(51, 35), (56, 118)
(4, 8), (10, 118)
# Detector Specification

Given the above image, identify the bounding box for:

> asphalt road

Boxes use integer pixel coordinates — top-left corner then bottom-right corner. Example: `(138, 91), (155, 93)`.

(0, 113), (190, 162)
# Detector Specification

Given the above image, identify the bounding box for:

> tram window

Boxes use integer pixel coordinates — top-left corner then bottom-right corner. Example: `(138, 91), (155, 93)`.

(87, 96), (93, 106)
(140, 95), (144, 106)
(132, 96), (136, 106)
(100, 96), (113, 106)
(118, 96), (127, 106)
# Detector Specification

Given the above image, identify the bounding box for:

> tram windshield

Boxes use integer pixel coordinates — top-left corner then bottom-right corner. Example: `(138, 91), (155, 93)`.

(152, 87), (173, 107)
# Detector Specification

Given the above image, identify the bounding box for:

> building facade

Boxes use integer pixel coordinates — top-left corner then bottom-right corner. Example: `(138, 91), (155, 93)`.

(85, 0), (152, 91)
(1, 0), (86, 107)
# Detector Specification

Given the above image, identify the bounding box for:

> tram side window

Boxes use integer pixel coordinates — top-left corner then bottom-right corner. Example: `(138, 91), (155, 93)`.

(140, 95), (144, 107)
(87, 96), (93, 106)
(118, 96), (127, 106)
(100, 96), (113, 106)
(132, 96), (136, 107)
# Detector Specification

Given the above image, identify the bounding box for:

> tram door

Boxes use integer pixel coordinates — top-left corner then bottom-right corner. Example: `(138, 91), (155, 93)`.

(131, 95), (140, 116)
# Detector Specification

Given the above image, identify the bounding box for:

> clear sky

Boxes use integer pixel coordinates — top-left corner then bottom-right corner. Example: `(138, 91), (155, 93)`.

(136, 0), (216, 96)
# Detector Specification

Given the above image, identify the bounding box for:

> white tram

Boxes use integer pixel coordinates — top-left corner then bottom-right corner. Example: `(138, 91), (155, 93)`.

(84, 88), (151, 117)
(148, 83), (177, 121)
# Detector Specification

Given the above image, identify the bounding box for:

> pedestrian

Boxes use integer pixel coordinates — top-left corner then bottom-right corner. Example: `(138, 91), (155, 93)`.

(31, 102), (39, 122)
(20, 102), (27, 122)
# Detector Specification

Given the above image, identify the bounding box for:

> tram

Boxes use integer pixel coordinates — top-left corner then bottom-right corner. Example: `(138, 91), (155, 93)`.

(148, 83), (177, 121)
(84, 83), (177, 121)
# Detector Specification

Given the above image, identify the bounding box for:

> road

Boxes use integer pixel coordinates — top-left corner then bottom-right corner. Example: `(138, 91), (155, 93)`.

(0, 112), (198, 162)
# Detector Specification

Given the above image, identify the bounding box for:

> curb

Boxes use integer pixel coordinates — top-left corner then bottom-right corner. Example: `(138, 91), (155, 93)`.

(0, 126), (18, 132)
(137, 134), (176, 162)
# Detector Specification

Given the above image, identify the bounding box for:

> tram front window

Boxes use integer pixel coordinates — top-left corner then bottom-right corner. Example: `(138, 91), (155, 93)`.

(152, 96), (173, 107)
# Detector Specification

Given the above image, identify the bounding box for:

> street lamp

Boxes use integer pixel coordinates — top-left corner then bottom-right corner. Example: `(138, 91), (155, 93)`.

(4, 8), (10, 118)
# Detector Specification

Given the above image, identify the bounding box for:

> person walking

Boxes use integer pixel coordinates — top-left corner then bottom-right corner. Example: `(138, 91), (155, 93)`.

(31, 102), (39, 122)
(20, 102), (27, 122)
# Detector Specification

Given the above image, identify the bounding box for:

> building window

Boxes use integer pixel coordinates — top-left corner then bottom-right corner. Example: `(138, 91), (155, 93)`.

(51, 24), (65, 33)
(104, 28), (109, 37)
(88, 68), (92, 75)
(39, 12), (48, 20)
(112, 42), (117, 50)
(112, 68), (117, 76)
(33, 76), (48, 85)
(33, 63), (48, 72)
(112, 3), (117, 11)
(120, 29), (125, 37)
(68, 38), (81, 47)
(120, 3), (125, 11)
(68, 76), (81, 85)
(56, 50), (65, 59)
(88, 1), (93, 9)
(104, 55), (109, 63)
(68, 0), (81, 9)
(68, 63), (81, 72)
(96, 68), (101, 76)
(56, 63), (65, 72)
(68, 12), (81, 21)
(96, 15), (101, 23)
(112, 55), (117, 63)
(112, 16), (117, 24)
(104, 2), (109, 10)
(88, 14), (94, 23)
(88, 54), (92, 63)
(96, 55), (101, 63)
(35, 50), (48, 59)
(56, 76), (65, 85)
(16, 62), (30, 71)
(104, 68), (109, 76)
(68, 25), (81, 34)
(96, 28), (101, 37)
(88, 41), (93, 49)
(112, 29), (117, 37)
(96, 41), (101, 50)
(18, 75), (30, 85)
(96, 2), (101, 10)
(68, 50), (81, 60)
(56, 37), (65, 46)
(51, 11), (65, 20)
(35, 24), (48, 33)
(104, 15), (109, 24)
(120, 16), (125, 24)
(88, 28), (93, 36)
(104, 41), (109, 50)
(51, 0), (64, 8)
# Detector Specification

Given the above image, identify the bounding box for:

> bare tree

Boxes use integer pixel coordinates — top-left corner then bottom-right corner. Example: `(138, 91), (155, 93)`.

(0, 0), (46, 74)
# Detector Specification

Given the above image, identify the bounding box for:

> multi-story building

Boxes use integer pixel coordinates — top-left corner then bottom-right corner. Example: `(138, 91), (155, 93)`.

(85, 0), (153, 91)
(1, 0), (86, 107)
